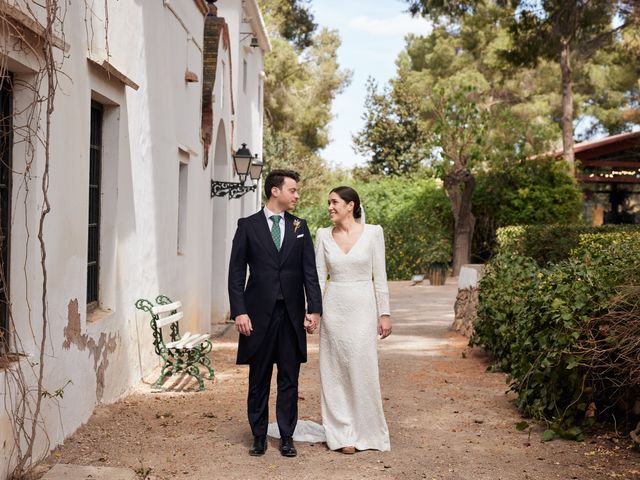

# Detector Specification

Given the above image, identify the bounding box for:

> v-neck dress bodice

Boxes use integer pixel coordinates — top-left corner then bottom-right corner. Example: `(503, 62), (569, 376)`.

(314, 224), (391, 451)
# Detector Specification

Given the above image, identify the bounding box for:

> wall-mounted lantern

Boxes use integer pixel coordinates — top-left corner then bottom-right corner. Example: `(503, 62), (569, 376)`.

(211, 143), (264, 199)
(240, 32), (260, 48)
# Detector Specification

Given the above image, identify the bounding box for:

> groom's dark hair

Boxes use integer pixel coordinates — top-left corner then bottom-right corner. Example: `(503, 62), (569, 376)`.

(264, 169), (300, 199)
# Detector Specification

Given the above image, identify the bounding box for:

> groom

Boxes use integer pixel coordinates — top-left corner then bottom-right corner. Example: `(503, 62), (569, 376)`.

(228, 169), (322, 457)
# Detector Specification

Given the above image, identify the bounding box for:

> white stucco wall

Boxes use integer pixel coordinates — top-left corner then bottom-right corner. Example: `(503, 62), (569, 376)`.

(0, 0), (269, 476)
(209, 0), (269, 323)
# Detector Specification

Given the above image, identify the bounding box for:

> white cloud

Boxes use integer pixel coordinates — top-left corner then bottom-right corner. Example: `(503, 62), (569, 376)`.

(348, 14), (432, 37)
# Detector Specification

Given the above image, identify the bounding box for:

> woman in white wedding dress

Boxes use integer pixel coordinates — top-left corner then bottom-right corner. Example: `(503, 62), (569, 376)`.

(314, 186), (392, 453)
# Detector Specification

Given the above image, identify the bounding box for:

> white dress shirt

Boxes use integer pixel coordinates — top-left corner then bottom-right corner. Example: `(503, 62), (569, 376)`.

(263, 206), (285, 249)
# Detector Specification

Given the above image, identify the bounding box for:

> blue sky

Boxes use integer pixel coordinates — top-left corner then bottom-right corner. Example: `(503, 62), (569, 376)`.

(310, 1), (431, 170)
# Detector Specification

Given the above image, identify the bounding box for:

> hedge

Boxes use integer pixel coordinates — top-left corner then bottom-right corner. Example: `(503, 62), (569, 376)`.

(472, 158), (582, 261)
(473, 225), (640, 439)
(495, 224), (640, 265)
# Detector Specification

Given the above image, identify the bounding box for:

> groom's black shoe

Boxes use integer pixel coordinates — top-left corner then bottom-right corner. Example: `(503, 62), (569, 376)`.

(249, 435), (267, 456)
(280, 436), (297, 457)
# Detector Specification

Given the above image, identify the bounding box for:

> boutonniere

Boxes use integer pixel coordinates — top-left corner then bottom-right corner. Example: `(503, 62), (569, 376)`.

(293, 219), (302, 233)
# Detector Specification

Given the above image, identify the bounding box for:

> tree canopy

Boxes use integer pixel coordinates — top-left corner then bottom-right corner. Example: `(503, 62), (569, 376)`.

(258, 0), (352, 205)
(356, 0), (639, 175)
(401, 0), (640, 165)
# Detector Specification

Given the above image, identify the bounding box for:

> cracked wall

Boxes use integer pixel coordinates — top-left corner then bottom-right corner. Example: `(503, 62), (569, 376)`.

(63, 299), (118, 402)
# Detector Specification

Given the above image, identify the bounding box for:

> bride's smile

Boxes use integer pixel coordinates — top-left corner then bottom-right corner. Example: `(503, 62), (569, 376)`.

(327, 191), (356, 223)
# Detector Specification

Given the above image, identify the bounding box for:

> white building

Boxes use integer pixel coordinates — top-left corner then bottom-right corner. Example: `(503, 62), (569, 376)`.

(0, 0), (270, 476)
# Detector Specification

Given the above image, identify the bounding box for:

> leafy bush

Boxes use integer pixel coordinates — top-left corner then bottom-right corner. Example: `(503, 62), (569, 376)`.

(495, 224), (640, 265)
(472, 158), (582, 261)
(473, 227), (640, 439)
(296, 174), (452, 280)
(381, 186), (452, 279)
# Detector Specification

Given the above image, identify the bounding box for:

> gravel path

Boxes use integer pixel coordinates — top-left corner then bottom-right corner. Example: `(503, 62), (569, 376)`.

(42, 281), (639, 479)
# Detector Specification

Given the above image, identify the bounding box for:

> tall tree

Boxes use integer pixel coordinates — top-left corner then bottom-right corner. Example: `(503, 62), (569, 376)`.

(405, 0), (640, 169)
(356, 2), (565, 272)
(258, 0), (351, 208)
(430, 87), (488, 274)
(502, 1), (640, 168)
(353, 77), (426, 175)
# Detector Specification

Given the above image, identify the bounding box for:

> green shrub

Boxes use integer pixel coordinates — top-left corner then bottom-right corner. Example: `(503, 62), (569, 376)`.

(473, 228), (640, 438)
(472, 158), (582, 261)
(382, 186), (452, 279)
(495, 224), (640, 265)
(494, 226), (526, 255)
(473, 252), (540, 372)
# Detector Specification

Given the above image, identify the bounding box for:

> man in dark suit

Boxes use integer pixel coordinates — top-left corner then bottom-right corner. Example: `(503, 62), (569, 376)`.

(228, 169), (322, 457)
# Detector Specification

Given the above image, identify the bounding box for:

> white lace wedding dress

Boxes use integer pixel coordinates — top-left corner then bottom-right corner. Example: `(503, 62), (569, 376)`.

(314, 223), (391, 451)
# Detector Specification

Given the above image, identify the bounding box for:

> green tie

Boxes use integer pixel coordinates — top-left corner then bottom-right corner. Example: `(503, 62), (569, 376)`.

(270, 215), (282, 251)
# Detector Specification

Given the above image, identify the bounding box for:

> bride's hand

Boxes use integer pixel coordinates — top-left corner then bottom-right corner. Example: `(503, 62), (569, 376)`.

(305, 312), (320, 334)
(378, 315), (392, 339)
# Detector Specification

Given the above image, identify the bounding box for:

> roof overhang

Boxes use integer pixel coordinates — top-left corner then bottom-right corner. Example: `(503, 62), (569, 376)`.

(244, 0), (272, 53)
(543, 131), (640, 161)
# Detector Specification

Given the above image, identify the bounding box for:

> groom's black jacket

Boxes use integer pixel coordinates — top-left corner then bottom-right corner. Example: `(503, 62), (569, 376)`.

(228, 210), (323, 365)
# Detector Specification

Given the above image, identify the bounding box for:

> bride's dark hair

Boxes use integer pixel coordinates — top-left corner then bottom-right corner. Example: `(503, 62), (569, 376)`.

(330, 186), (362, 219)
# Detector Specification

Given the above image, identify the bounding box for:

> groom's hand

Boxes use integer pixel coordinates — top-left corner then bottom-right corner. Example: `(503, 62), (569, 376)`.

(304, 312), (320, 334)
(235, 314), (253, 336)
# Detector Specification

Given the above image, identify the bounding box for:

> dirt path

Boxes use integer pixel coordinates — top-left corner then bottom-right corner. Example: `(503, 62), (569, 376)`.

(42, 281), (639, 479)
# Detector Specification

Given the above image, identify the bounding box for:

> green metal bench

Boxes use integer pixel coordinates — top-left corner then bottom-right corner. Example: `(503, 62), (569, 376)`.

(135, 295), (214, 391)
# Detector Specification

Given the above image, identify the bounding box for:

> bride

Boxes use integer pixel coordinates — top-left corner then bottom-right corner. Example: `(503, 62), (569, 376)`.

(313, 186), (392, 453)
(268, 186), (392, 452)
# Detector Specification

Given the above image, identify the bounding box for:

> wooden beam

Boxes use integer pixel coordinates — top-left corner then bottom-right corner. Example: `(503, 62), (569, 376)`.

(580, 160), (640, 168)
(193, 0), (208, 16)
(0, 1), (69, 52)
(577, 175), (640, 184)
(87, 56), (139, 90)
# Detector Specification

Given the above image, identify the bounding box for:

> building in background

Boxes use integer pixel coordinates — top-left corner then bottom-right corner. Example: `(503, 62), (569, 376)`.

(573, 132), (640, 225)
(0, 0), (269, 476)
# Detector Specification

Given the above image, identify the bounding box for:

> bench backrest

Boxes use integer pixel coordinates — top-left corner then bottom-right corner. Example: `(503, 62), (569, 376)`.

(151, 301), (183, 328)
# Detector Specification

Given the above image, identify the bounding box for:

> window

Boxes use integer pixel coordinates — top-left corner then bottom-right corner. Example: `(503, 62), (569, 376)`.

(0, 73), (12, 353)
(87, 102), (103, 311)
(258, 82), (263, 120)
(243, 59), (247, 94)
(177, 152), (189, 254)
(220, 60), (225, 108)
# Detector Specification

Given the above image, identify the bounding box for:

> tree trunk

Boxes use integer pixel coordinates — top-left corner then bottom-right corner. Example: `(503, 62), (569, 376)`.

(559, 36), (575, 171)
(444, 169), (476, 276)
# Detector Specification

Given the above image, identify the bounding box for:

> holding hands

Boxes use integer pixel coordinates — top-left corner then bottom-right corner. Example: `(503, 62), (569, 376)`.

(378, 315), (392, 339)
(305, 312), (320, 334)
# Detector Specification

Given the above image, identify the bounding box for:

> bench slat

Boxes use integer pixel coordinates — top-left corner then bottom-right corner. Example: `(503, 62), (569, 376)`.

(172, 331), (193, 349)
(156, 311), (183, 328)
(151, 301), (182, 315)
(166, 332), (210, 350)
(185, 333), (210, 349)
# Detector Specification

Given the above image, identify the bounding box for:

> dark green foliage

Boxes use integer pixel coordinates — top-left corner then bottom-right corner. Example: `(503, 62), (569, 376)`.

(500, 1), (635, 68)
(259, 0), (317, 50)
(402, 0), (640, 136)
(379, 185), (452, 279)
(405, 0), (483, 19)
(495, 224), (640, 265)
(473, 226), (640, 438)
(276, 0), (316, 50)
(352, 78), (426, 176)
(472, 157), (582, 261)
